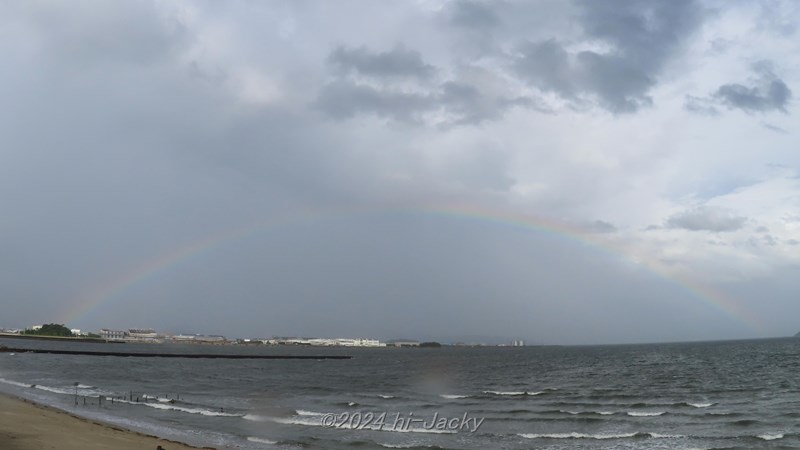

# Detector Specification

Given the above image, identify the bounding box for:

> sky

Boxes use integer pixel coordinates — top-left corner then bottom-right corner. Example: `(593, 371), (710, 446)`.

(0, 0), (798, 345)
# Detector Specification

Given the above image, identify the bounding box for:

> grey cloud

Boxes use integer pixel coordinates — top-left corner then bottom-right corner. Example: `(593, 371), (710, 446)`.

(15, 2), (185, 66)
(715, 78), (791, 113)
(762, 122), (788, 134)
(666, 206), (747, 232)
(438, 81), (544, 125)
(683, 95), (719, 115)
(689, 61), (792, 115)
(762, 234), (778, 246)
(314, 81), (433, 123)
(327, 45), (434, 79)
(587, 220), (617, 234)
(447, 0), (499, 30)
(515, 39), (576, 98)
(514, 0), (705, 113)
(708, 37), (733, 55)
(315, 78), (536, 126)
(757, 1), (797, 36)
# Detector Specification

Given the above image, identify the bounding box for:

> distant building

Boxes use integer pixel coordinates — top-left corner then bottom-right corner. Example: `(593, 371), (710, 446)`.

(100, 329), (127, 340)
(170, 334), (196, 342)
(167, 334), (227, 344)
(127, 328), (158, 341)
(70, 329), (82, 336)
(272, 337), (385, 347)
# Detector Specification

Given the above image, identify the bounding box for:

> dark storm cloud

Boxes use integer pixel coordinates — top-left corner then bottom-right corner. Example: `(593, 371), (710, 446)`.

(314, 80), (533, 125)
(513, 0), (705, 113)
(438, 81), (547, 125)
(327, 45), (435, 79)
(715, 79), (791, 113)
(316, 49), (541, 126)
(687, 61), (792, 115)
(666, 206), (747, 232)
(447, 0), (500, 30)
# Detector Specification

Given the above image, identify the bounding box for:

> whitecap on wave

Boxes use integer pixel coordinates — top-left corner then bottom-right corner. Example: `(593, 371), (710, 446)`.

(519, 432), (639, 440)
(440, 394), (470, 399)
(627, 411), (665, 417)
(111, 397), (241, 417)
(758, 433), (784, 441)
(520, 432), (682, 440)
(247, 436), (278, 444)
(483, 390), (542, 396)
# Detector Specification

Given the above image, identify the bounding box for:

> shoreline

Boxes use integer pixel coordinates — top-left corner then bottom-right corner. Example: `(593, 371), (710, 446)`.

(0, 391), (213, 450)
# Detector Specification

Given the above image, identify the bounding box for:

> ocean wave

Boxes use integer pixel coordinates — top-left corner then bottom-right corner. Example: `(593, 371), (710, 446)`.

(483, 390), (542, 396)
(0, 377), (31, 389)
(386, 428), (455, 434)
(111, 397), (242, 417)
(249, 412), (455, 434)
(377, 444), (448, 449)
(142, 394), (174, 403)
(0, 377), (116, 398)
(557, 410), (615, 416)
(30, 385), (74, 395)
(440, 394), (470, 399)
(648, 433), (686, 438)
(243, 414), (271, 422)
(519, 432), (681, 440)
(627, 411), (666, 417)
(378, 394), (396, 399)
(687, 402), (714, 408)
(757, 433), (784, 440)
(519, 432), (639, 440)
(247, 436), (278, 444)
(731, 419), (761, 426)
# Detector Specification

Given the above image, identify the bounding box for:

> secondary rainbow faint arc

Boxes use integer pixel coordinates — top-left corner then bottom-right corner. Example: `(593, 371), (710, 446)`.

(60, 204), (760, 331)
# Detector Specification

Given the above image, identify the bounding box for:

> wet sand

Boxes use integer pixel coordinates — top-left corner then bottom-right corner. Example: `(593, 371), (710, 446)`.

(0, 392), (209, 450)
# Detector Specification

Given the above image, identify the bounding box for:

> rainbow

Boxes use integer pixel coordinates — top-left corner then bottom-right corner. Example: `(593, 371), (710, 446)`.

(59, 204), (762, 332)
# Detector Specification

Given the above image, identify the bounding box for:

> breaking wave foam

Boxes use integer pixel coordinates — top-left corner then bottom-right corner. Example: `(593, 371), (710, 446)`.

(483, 390), (542, 396)
(440, 394), (470, 399)
(758, 433), (784, 441)
(520, 432), (682, 440)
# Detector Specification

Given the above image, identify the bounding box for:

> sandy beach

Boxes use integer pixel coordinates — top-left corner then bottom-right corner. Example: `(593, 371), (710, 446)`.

(0, 393), (208, 450)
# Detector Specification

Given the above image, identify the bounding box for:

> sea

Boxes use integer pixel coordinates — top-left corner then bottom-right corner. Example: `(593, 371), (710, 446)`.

(1, 336), (799, 449)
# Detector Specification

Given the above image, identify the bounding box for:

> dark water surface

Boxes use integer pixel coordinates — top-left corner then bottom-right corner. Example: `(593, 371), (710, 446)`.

(2, 337), (799, 449)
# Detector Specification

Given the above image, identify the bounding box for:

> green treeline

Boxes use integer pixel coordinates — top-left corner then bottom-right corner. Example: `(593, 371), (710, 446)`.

(22, 323), (73, 337)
